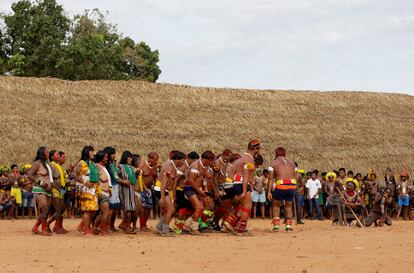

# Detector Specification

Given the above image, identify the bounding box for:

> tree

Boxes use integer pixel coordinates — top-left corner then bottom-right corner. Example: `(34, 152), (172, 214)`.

(0, 28), (8, 74)
(2, 0), (70, 76)
(120, 39), (161, 82)
(7, 53), (25, 75)
(55, 9), (125, 80)
(1, 1), (161, 82)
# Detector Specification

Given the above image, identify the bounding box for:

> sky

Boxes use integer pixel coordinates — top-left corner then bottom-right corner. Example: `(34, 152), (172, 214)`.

(1, 0), (414, 94)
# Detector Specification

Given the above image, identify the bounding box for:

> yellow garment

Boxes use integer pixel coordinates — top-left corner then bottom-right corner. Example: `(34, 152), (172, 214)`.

(138, 174), (144, 192)
(80, 184), (99, 211)
(225, 177), (233, 182)
(51, 161), (65, 187)
(155, 180), (162, 187)
(51, 188), (64, 199)
(326, 172), (337, 181)
(275, 179), (297, 185)
(79, 160), (89, 176)
(10, 187), (22, 205)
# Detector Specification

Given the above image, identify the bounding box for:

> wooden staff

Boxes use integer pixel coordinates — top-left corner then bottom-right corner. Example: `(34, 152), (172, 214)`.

(34, 196), (38, 218)
(338, 190), (364, 228)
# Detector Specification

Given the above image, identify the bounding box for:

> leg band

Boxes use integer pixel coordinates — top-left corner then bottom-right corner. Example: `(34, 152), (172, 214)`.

(235, 219), (248, 233)
(272, 217), (280, 226)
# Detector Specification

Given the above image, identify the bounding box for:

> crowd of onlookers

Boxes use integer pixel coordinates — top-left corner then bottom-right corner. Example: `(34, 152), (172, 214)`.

(251, 167), (414, 222)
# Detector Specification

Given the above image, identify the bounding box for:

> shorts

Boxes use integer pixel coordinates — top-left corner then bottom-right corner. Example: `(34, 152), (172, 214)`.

(272, 188), (295, 202)
(184, 186), (197, 199)
(398, 195), (409, 207)
(176, 189), (192, 210)
(140, 191), (153, 209)
(0, 201), (13, 211)
(152, 188), (159, 206)
(233, 183), (251, 195)
(109, 184), (121, 210)
(299, 194), (305, 207)
(223, 187), (236, 200)
(252, 190), (266, 203)
(98, 194), (110, 205)
(22, 190), (35, 208)
(153, 189), (169, 200)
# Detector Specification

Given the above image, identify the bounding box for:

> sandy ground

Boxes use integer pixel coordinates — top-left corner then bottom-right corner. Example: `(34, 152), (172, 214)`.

(1, 218), (413, 273)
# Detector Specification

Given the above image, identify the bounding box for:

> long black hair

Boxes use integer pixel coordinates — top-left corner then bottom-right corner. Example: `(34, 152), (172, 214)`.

(119, 151), (132, 165)
(49, 150), (58, 162)
(81, 146), (94, 161)
(94, 150), (107, 164)
(34, 146), (48, 170)
(103, 147), (115, 156)
(131, 154), (141, 168)
(35, 147), (47, 163)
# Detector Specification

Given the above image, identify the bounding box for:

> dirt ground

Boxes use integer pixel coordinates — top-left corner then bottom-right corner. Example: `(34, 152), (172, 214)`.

(1, 218), (413, 273)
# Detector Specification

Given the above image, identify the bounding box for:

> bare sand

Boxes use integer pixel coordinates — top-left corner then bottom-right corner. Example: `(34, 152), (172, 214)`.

(1, 219), (412, 273)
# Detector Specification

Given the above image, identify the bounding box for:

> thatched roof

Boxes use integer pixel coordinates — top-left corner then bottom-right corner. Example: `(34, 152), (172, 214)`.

(1, 76), (413, 175)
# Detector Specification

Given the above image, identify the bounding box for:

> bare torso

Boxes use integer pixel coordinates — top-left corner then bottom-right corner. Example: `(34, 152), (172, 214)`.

(97, 164), (110, 192)
(187, 160), (208, 191)
(19, 174), (33, 192)
(228, 153), (255, 185)
(269, 157), (296, 181)
(139, 160), (158, 189)
(159, 160), (178, 191)
(28, 160), (51, 187)
(214, 157), (227, 184)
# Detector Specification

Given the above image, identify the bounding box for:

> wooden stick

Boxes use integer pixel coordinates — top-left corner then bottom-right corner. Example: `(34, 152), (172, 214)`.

(337, 190), (364, 228)
(34, 197), (38, 218)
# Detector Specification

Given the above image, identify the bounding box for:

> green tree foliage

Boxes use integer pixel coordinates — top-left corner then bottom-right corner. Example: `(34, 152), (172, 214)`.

(121, 40), (161, 82)
(55, 9), (125, 80)
(8, 53), (25, 75)
(0, 1), (161, 82)
(2, 0), (69, 77)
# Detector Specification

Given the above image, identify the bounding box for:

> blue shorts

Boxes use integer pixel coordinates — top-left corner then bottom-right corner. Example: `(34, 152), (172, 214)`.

(252, 190), (266, 203)
(272, 188), (295, 202)
(398, 195), (409, 207)
(233, 183), (251, 195)
(109, 184), (121, 209)
(140, 191), (153, 209)
(299, 195), (305, 206)
(0, 201), (14, 211)
(184, 186), (197, 199)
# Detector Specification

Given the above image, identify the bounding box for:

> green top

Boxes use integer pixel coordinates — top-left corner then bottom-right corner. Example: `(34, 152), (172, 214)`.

(87, 160), (99, 183)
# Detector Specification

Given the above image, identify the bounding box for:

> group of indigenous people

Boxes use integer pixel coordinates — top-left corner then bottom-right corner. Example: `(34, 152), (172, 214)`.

(1, 140), (412, 236)
(291, 168), (413, 227)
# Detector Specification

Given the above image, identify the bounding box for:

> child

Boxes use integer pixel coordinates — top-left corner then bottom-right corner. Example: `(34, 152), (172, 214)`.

(252, 169), (266, 219)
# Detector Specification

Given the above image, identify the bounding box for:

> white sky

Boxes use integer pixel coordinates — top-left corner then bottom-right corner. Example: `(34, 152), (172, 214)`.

(1, 0), (414, 94)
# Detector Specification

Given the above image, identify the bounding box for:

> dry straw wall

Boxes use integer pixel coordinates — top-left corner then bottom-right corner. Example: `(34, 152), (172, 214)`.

(1, 76), (413, 176)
